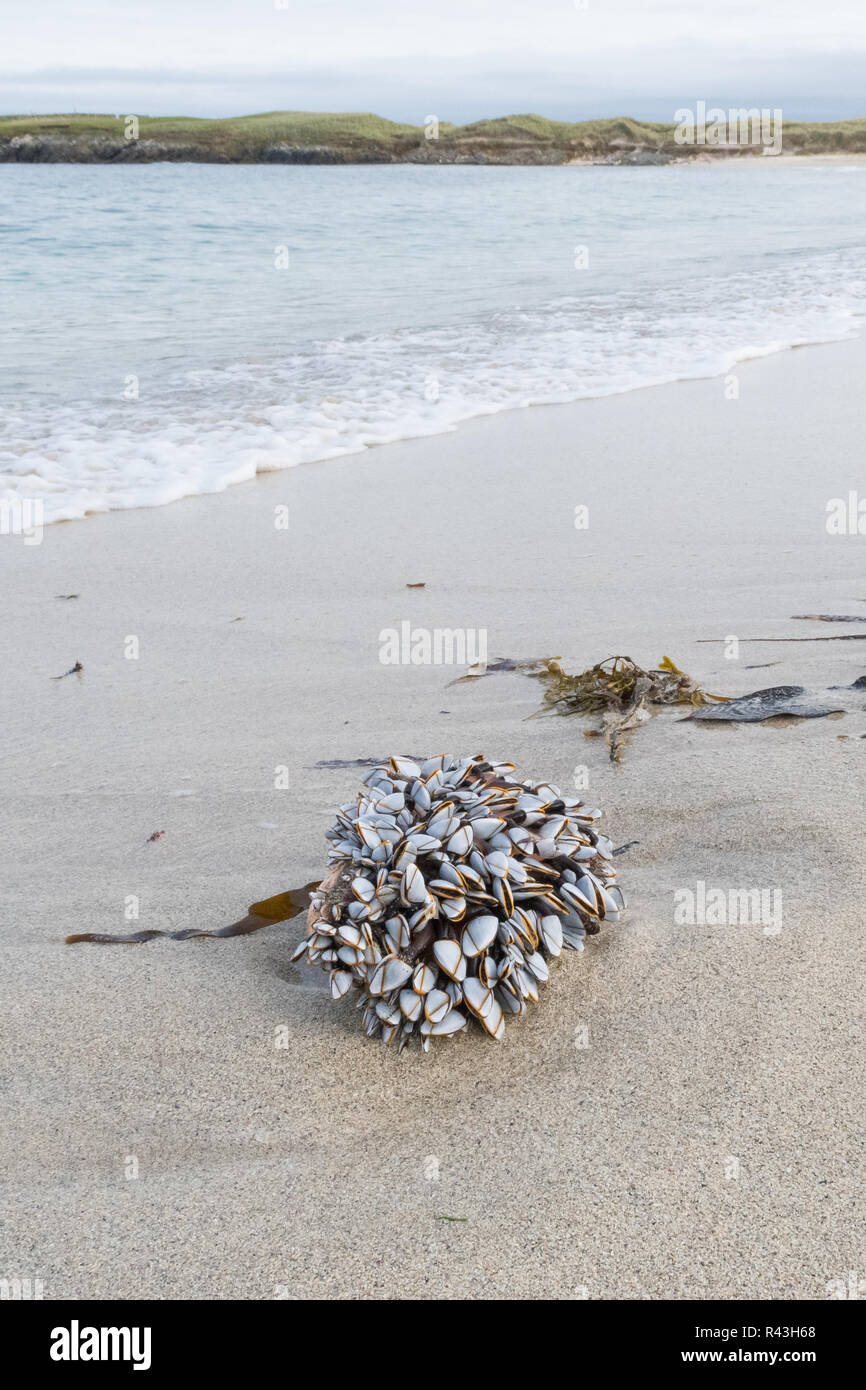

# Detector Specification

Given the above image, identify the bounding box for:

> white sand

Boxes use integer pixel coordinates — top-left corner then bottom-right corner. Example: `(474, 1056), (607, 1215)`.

(734, 153), (866, 167)
(702, 153), (866, 167)
(1, 337), (864, 1300)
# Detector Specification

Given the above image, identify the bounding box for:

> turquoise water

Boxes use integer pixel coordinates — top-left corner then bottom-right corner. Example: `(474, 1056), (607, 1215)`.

(2, 161), (865, 520)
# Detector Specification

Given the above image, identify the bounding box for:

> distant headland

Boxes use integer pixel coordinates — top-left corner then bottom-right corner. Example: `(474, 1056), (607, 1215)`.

(2, 111), (865, 165)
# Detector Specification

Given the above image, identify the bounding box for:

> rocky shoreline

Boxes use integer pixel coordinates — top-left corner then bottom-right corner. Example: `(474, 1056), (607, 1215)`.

(0, 130), (663, 164)
(0, 134), (799, 165)
(3, 112), (864, 165)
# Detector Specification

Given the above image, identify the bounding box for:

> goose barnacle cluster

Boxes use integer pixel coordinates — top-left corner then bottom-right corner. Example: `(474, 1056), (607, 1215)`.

(293, 754), (625, 1050)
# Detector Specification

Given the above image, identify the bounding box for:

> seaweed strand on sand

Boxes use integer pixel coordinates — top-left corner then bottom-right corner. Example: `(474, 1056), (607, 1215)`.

(66, 883), (318, 944)
(528, 655), (727, 761)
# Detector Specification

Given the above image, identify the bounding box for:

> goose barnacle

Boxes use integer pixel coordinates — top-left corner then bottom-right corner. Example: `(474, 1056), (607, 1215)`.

(297, 754), (625, 1048)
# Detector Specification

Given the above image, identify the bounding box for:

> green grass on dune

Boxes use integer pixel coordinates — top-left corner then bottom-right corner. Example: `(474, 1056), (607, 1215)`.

(457, 114), (671, 143)
(0, 111), (423, 141)
(2, 110), (866, 155)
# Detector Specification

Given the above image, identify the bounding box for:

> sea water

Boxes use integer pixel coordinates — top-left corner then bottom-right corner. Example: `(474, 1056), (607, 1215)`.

(2, 160), (865, 522)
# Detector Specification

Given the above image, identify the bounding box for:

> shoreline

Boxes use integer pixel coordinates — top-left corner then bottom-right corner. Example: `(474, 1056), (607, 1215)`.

(3, 111), (864, 166)
(1, 335), (864, 1299)
(4, 150), (865, 169)
(6, 326), (864, 529)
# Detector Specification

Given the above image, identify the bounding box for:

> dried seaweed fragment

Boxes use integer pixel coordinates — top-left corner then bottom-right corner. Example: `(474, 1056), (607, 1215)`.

(527, 655), (726, 761)
(530, 655), (722, 715)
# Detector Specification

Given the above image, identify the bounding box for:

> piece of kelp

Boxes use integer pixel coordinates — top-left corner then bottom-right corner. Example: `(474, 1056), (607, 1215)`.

(793, 614), (866, 624)
(688, 686), (844, 722)
(66, 883), (318, 945)
(527, 655), (728, 761)
(698, 634), (866, 643)
(529, 655), (723, 714)
(830, 674), (866, 690)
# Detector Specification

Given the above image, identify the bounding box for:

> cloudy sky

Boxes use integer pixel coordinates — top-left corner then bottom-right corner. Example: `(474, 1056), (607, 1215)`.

(5, 0), (865, 122)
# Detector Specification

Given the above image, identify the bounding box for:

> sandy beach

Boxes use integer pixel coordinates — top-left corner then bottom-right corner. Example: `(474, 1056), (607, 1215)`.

(754, 153), (866, 166)
(1, 335), (864, 1301)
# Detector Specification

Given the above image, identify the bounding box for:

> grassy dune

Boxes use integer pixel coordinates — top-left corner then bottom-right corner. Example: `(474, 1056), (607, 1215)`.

(2, 111), (865, 163)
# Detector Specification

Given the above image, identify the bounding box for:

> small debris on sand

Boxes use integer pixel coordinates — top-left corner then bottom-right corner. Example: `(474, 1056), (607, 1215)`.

(313, 757), (391, 769)
(51, 661), (83, 680)
(793, 614), (866, 624)
(448, 656), (554, 686)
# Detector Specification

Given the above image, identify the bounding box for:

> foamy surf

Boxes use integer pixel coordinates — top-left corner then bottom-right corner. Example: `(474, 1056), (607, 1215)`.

(2, 164), (865, 524)
(3, 287), (862, 523)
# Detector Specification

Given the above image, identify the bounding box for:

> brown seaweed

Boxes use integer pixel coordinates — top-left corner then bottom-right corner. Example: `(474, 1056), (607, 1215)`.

(451, 653), (727, 760)
(527, 655), (727, 761)
(528, 655), (724, 715)
(66, 882), (318, 945)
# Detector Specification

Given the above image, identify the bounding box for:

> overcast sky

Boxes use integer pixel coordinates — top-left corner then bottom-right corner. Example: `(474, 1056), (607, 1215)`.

(5, 0), (866, 122)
